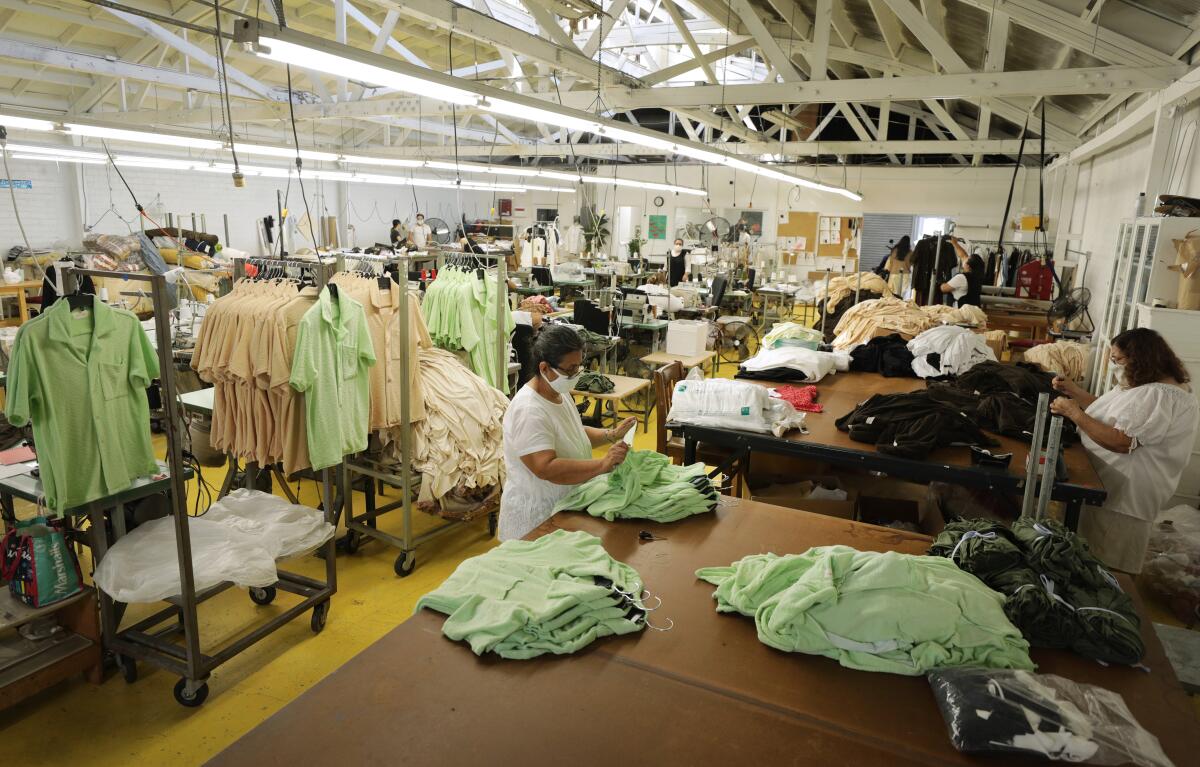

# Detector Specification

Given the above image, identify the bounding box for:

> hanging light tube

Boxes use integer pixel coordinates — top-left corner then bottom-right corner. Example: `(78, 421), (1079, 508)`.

(65, 124), (223, 150)
(0, 114), (57, 132)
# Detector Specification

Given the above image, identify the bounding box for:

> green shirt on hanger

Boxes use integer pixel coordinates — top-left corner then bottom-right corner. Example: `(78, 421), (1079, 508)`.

(289, 287), (376, 470)
(5, 299), (160, 511)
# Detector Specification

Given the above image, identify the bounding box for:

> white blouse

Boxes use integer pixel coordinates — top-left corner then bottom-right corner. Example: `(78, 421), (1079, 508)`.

(1081, 382), (1199, 522)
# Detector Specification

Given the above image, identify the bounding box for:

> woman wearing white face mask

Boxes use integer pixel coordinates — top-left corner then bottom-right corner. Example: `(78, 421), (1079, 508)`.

(668, 237), (692, 287)
(499, 325), (637, 541)
(1050, 328), (1199, 573)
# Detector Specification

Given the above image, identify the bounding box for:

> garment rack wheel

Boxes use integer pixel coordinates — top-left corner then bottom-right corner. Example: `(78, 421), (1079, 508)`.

(341, 529), (361, 555)
(174, 678), (209, 708)
(311, 601), (329, 634)
(394, 550), (416, 577)
(249, 585), (277, 605)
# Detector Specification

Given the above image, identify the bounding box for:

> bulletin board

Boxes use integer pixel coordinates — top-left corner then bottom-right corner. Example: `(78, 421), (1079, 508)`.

(778, 211), (861, 262)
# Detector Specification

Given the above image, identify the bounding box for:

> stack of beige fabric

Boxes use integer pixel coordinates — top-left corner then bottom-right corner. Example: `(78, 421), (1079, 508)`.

(920, 304), (988, 327)
(831, 297), (935, 350)
(393, 347), (508, 504)
(1023, 340), (1091, 380)
(814, 272), (892, 313)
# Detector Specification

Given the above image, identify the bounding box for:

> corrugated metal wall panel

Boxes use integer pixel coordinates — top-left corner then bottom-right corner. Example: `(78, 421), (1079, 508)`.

(861, 214), (916, 271)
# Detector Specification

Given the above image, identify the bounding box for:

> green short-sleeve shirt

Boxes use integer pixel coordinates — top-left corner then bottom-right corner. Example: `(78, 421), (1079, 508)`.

(290, 287), (376, 470)
(5, 299), (160, 511)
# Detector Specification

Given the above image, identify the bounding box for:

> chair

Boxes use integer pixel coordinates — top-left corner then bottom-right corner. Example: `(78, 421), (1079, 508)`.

(653, 361), (744, 496)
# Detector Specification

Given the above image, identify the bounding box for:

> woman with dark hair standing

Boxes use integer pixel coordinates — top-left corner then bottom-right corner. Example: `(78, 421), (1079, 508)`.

(880, 235), (912, 293)
(939, 239), (984, 307)
(499, 325), (636, 540)
(1050, 328), (1199, 572)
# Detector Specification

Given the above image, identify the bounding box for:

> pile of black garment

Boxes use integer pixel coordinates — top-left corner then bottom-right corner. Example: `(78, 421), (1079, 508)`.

(834, 391), (999, 459)
(910, 235), (958, 305)
(848, 334), (916, 377)
(928, 668), (1171, 765)
(926, 361), (1079, 445)
(811, 290), (883, 343)
(928, 518), (1144, 666)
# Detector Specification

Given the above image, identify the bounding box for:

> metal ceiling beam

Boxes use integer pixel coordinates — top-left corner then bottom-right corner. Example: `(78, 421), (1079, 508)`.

(727, 0), (803, 82)
(0, 36), (259, 98)
(955, 0), (1179, 68)
(597, 65), (1183, 107)
(640, 40), (754, 86)
(878, 0), (969, 74)
(866, 0), (906, 60)
(974, 9), (1008, 164)
(809, 0), (831, 81)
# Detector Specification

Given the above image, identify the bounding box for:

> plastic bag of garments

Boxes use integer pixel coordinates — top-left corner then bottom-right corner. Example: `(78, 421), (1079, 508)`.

(928, 668), (1173, 767)
(1141, 505), (1200, 624)
(738, 346), (839, 383)
(667, 375), (807, 436)
(93, 490), (332, 603)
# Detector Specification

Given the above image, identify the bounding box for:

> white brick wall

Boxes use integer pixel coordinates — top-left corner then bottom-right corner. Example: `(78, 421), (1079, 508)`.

(0, 158), (78, 253)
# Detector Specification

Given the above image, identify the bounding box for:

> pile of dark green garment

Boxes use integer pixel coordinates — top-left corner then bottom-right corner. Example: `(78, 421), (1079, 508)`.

(928, 518), (1143, 666)
(575, 371), (615, 394)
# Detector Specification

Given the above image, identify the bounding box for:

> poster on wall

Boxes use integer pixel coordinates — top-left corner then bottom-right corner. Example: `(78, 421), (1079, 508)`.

(647, 214), (667, 240)
(498, 198), (513, 217)
(725, 209), (764, 236)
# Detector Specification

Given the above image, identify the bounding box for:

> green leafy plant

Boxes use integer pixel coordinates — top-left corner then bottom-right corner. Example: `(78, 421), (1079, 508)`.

(627, 226), (646, 258)
(585, 212), (610, 256)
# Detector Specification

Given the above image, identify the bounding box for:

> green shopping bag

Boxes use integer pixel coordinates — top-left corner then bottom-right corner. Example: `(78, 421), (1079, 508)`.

(2, 516), (83, 607)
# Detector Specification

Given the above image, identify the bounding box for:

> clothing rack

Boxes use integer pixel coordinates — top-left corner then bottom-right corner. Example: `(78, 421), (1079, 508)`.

(436, 250), (509, 392)
(60, 267), (336, 708)
(338, 251), (497, 576)
(231, 255), (338, 288)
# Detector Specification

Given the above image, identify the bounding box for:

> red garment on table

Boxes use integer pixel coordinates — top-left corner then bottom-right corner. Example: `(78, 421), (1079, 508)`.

(776, 385), (823, 413)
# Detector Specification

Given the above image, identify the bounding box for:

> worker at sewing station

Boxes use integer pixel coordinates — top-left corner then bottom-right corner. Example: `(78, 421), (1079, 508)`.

(1050, 328), (1199, 573)
(668, 238), (693, 287)
(939, 238), (984, 307)
(499, 326), (637, 541)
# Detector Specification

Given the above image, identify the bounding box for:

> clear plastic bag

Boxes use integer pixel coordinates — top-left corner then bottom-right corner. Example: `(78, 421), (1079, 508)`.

(666, 376), (806, 436)
(1141, 506), (1200, 625)
(928, 667), (1174, 767)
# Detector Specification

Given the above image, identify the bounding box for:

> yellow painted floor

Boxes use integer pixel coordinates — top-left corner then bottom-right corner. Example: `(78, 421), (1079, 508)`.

(4, 307), (1196, 763)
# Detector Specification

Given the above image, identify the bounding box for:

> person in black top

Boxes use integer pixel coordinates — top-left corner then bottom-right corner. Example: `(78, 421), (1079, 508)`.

(390, 219), (404, 246)
(940, 238), (985, 307)
(668, 237), (692, 287)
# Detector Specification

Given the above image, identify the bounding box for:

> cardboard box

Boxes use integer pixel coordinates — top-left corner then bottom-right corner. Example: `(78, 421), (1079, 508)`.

(666, 319), (709, 356)
(752, 481), (858, 520)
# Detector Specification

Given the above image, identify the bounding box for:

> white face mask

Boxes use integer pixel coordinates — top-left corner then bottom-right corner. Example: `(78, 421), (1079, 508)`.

(416, 219), (424, 226)
(672, 245), (682, 255)
(541, 366), (581, 394)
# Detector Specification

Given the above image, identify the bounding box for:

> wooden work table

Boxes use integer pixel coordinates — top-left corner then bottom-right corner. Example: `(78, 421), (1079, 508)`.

(208, 500), (1192, 767)
(677, 371), (1105, 527)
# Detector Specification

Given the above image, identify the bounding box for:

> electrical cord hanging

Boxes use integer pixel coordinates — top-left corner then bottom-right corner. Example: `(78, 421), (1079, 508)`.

(284, 64), (322, 252)
(0, 136), (48, 282)
(210, 0), (241, 183)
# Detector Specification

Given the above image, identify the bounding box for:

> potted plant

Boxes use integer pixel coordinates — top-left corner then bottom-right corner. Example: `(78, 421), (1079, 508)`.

(627, 225), (646, 259)
(584, 212), (610, 257)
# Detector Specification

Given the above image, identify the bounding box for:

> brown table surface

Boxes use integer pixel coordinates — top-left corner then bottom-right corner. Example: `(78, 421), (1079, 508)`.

(688, 371), (1104, 506)
(210, 500), (1193, 767)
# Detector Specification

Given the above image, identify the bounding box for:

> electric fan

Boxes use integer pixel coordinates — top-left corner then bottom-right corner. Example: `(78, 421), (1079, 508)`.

(1046, 287), (1094, 337)
(703, 216), (731, 246)
(425, 217), (453, 245)
(715, 316), (759, 364)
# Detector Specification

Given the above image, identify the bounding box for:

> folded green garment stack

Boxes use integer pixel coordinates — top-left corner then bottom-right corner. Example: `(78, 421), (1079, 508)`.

(929, 518), (1144, 666)
(554, 449), (719, 523)
(696, 546), (1035, 676)
(416, 530), (647, 659)
(574, 371), (615, 394)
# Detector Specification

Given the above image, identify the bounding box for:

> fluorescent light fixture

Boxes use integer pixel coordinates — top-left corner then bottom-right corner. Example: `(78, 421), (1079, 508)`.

(580, 175), (706, 197)
(599, 125), (676, 152)
(5, 143), (105, 161)
(0, 115), (56, 132)
(11, 153), (105, 164)
(340, 154), (424, 168)
(66, 124), (223, 150)
(480, 98), (600, 134)
(235, 143), (339, 162)
(674, 145), (728, 165)
(255, 36), (478, 105)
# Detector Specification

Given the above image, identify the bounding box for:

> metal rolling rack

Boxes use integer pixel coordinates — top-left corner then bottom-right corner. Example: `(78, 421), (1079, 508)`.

(63, 267), (337, 708)
(207, 255), (340, 501)
(338, 251), (506, 576)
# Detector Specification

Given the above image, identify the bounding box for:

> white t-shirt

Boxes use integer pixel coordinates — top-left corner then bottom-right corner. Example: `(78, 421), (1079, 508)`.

(499, 384), (593, 541)
(1082, 382), (1199, 523)
(410, 222), (432, 249)
(946, 273), (969, 300)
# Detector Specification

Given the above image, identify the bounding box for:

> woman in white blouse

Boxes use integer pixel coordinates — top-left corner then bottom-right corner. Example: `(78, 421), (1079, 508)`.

(1051, 328), (1199, 572)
